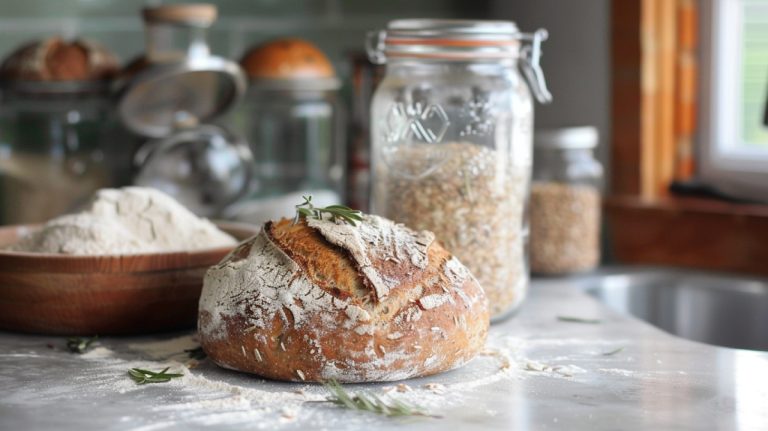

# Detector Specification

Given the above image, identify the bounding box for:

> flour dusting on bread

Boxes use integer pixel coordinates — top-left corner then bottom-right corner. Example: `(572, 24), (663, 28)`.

(198, 213), (489, 382)
(306, 215), (434, 300)
(199, 233), (357, 339)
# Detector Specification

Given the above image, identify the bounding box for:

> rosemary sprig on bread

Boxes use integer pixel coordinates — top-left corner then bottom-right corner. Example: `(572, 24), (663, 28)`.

(322, 380), (436, 418)
(293, 195), (363, 226)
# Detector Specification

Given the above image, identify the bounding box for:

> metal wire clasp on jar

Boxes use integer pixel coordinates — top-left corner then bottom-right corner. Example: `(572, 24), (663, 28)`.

(366, 19), (552, 321)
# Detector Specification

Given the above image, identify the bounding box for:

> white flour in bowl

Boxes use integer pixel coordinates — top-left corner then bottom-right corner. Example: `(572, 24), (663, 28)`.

(9, 187), (237, 255)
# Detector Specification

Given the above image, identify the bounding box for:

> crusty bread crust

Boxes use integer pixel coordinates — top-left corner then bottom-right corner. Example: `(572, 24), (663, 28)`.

(239, 38), (335, 80)
(0, 37), (119, 81)
(269, 219), (368, 301)
(198, 216), (488, 382)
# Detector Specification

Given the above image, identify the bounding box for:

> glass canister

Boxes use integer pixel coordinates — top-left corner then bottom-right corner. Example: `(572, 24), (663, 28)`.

(530, 127), (603, 274)
(0, 38), (122, 224)
(224, 38), (345, 224)
(367, 20), (552, 320)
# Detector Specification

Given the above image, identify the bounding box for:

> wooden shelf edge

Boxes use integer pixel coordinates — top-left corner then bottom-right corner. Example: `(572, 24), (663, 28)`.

(605, 196), (768, 276)
(607, 195), (768, 217)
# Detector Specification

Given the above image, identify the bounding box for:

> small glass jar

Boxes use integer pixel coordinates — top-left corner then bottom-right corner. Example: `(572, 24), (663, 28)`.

(367, 20), (552, 321)
(530, 127), (603, 274)
(236, 80), (344, 201)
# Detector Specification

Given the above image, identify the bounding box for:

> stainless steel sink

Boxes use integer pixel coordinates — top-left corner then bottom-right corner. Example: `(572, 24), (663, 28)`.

(577, 267), (768, 351)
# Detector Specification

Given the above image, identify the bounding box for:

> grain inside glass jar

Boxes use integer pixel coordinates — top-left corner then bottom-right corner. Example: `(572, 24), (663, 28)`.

(374, 141), (530, 318)
(529, 182), (600, 274)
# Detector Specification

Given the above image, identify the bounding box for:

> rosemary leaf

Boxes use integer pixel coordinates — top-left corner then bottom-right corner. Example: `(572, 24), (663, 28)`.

(66, 335), (98, 354)
(294, 196), (363, 226)
(321, 380), (437, 418)
(128, 367), (184, 385)
(184, 346), (207, 360)
(602, 347), (625, 356)
(358, 392), (378, 411)
(556, 316), (602, 324)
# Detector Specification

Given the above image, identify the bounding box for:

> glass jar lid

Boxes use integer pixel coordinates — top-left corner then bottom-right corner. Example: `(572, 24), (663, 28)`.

(372, 19), (523, 60)
(141, 4), (217, 27)
(535, 126), (599, 150)
(366, 19), (552, 103)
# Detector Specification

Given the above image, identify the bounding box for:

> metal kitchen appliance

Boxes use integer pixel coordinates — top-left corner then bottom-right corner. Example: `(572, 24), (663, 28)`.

(116, 4), (250, 217)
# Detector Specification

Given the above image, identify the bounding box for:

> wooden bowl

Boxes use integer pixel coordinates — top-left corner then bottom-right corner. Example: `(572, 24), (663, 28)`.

(0, 222), (258, 335)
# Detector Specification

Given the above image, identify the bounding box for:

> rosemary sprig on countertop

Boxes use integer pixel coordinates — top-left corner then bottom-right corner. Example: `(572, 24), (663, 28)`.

(128, 367), (184, 385)
(66, 335), (98, 354)
(294, 195), (363, 226)
(184, 346), (207, 360)
(602, 347), (625, 356)
(321, 380), (437, 418)
(556, 316), (602, 324)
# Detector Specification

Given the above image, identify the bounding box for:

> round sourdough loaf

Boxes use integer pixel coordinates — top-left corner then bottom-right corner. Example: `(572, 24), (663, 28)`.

(198, 214), (489, 382)
(239, 38), (335, 80)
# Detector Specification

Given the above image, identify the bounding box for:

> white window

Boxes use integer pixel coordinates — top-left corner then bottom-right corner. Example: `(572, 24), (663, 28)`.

(700, 0), (768, 201)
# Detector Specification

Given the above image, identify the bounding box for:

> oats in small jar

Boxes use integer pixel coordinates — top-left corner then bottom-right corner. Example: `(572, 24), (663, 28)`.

(529, 182), (601, 274)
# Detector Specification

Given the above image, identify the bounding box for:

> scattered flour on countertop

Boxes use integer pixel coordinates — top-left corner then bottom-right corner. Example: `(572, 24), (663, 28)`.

(80, 346), (115, 359)
(9, 187), (236, 255)
(2, 332), (646, 429)
(127, 334), (200, 360)
(598, 368), (638, 377)
(62, 340), (319, 428)
(69, 334), (514, 426)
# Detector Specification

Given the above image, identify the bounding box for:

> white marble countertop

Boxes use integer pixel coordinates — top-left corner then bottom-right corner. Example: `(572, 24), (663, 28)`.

(1, 274), (767, 430)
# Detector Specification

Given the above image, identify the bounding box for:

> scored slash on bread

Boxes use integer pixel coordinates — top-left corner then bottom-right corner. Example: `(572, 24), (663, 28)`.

(198, 214), (489, 383)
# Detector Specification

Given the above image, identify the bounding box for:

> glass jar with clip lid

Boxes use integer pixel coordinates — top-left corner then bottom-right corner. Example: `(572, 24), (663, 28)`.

(367, 19), (552, 321)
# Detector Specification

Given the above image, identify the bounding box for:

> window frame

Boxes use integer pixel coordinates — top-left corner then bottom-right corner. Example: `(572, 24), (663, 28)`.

(699, 0), (768, 201)
(607, 0), (768, 277)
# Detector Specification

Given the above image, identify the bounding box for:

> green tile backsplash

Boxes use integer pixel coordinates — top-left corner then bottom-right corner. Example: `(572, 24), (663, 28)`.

(0, 0), (490, 78)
